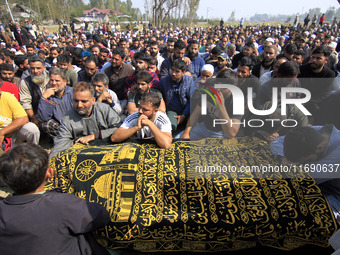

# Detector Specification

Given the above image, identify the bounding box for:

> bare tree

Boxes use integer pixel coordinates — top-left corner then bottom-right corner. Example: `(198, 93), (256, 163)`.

(148, 0), (180, 27)
(187, 0), (199, 25)
(145, 0), (200, 27)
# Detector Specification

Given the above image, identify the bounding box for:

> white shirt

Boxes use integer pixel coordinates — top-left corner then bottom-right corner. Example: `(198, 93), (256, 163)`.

(107, 89), (122, 115)
(121, 111), (172, 138)
(259, 70), (273, 85)
(157, 53), (164, 71)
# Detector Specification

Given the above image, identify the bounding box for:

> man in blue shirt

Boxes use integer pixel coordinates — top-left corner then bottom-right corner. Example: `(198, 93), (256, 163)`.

(37, 67), (73, 139)
(159, 59), (193, 131)
(159, 40), (196, 80)
(187, 41), (205, 78)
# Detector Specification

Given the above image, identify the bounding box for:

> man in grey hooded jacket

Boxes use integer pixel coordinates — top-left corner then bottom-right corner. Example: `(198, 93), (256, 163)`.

(50, 81), (121, 158)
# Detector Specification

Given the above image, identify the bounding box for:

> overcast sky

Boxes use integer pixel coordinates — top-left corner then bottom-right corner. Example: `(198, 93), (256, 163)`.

(131, 0), (339, 20)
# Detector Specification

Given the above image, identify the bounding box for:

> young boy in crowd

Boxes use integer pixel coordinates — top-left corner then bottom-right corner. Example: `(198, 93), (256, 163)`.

(0, 143), (111, 255)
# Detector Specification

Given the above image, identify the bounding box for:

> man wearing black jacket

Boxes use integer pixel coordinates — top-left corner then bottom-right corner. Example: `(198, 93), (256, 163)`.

(231, 42), (257, 69)
(252, 45), (278, 78)
(13, 23), (30, 47)
(298, 46), (335, 116)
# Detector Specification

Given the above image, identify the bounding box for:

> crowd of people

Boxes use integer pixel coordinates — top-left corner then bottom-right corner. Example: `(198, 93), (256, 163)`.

(0, 16), (340, 253)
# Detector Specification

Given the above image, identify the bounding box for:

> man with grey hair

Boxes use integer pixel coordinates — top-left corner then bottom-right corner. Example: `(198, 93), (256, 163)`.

(37, 67), (73, 139)
(91, 73), (122, 115)
(50, 81), (121, 158)
(13, 22), (30, 46)
(19, 55), (50, 127)
(226, 43), (238, 68)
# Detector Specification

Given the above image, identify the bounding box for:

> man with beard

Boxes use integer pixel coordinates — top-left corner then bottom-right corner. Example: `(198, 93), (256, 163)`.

(91, 73), (122, 116)
(125, 52), (159, 99)
(69, 47), (83, 71)
(104, 48), (134, 102)
(14, 54), (29, 79)
(219, 36), (229, 53)
(259, 56), (288, 85)
(0, 64), (19, 101)
(159, 40), (196, 80)
(298, 46), (335, 115)
(50, 81), (121, 158)
(187, 41), (205, 78)
(149, 40), (164, 71)
(257, 61), (300, 108)
(19, 55), (50, 127)
(37, 68), (73, 139)
(214, 53), (230, 75)
(231, 42), (257, 69)
(111, 93), (172, 149)
(127, 70), (165, 115)
(130, 38), (140, 53)
(252, 45), (278, 78)
(78, 55), (99, 83)
(98, 47), (110, 72)
(0, 63), (20, 87)
(56, 54), (78, 87)
(161, 38), (175, 59)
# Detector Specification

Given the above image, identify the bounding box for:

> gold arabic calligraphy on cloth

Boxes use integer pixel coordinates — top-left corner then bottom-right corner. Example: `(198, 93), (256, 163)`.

(47, 137), (337, 252)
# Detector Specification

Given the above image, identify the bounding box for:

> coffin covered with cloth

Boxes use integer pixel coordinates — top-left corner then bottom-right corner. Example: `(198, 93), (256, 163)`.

(47, 137), (338, 252)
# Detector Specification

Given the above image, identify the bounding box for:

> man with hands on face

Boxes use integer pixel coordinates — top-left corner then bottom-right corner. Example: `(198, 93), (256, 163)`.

(91, 73), (122, 116)
(181, 69), (242, 139)
(37, 67), (73, 139)
(111, 93), (172, 149)
(50, 81), (121, 158)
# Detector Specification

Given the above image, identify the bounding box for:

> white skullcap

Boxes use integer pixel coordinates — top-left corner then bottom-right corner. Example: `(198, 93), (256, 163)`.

(328, 42), (337, 49)
(201, 64), (214, 74)
(266, 37), (275, 43)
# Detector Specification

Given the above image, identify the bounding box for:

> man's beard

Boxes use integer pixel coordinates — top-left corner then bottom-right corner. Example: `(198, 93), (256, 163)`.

(31, 72), (47, 84)
(94, 91), (102, 99)
(137, 86), (149, 94)
(75, 104), (93, 117)
(54, 85), (65, 95)
(98, 58), (105, 66)
(310, 62), (323, 71)
(264, 57), (275, 64)
(150, 51), (158, 57)
(2, 77), (13, 83)
(188, 51), (198, 60)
